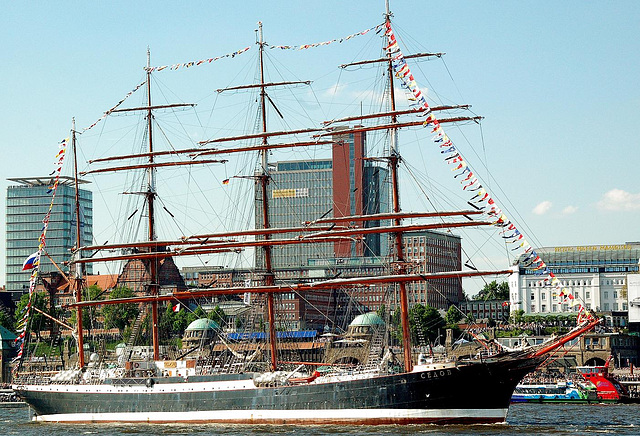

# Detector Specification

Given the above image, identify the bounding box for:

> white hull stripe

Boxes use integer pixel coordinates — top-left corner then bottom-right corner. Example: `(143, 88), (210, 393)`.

(33, 408), (508, 423)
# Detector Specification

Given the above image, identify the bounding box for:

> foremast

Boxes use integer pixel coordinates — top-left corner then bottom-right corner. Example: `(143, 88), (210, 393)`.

(71, 118), (86, 368)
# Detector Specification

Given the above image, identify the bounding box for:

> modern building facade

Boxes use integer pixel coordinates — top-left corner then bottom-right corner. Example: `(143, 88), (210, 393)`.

(402, 230), (463, 310)
(182, 228), (462, 333)
(509, 243), (640, 320)
(255, 128), (389, 270)
(5, 177), (93, 301)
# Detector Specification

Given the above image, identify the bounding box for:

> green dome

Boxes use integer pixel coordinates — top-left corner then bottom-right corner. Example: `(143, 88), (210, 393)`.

(185, 318), (220, 331)
(349, 312), (385, 327)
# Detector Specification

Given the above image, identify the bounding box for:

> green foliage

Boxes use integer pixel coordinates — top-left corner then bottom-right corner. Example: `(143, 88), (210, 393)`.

(474, 280), (510, 301)
(101, 287), (139, 333)
(159, 303), (190, 341)
(409, 304), (445, 345)
(187, 306), (206, 326)
(207, 305), (226, 326)
(445, 305), (463, 325)
(0, 308), (14, 332)
(69, 284), (103, 333)
(376, 304), (386, 319)
(509, 309), (525, 324)
(15, 292), (50, 338)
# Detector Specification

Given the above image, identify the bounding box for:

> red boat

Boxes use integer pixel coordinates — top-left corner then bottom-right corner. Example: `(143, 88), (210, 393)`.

(577, 356), (632, 403)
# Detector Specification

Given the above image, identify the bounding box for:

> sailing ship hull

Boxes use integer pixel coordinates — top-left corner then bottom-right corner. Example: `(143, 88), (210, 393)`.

(15, 355), (539, 424)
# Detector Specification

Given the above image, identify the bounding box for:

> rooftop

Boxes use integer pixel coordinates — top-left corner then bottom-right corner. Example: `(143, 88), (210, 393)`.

(7, 176), (90, 186)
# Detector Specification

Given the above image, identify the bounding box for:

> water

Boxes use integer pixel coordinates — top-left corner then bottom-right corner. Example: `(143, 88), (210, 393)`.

(0, 403), (638, 435)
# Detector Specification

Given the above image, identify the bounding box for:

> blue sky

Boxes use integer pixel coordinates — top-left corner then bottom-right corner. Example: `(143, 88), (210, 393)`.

(2, 1), (639, 289)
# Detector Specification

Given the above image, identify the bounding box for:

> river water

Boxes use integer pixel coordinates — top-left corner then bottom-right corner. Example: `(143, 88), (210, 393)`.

(0, 403), (638, 435)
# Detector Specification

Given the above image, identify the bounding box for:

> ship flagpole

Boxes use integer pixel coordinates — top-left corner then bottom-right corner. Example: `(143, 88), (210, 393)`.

(71, 117), (86, 369)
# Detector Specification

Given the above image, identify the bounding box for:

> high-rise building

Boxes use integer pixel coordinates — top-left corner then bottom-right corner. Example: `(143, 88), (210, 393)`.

(256, 128), (389, 269)
(5, 177), (93, 301)
(401, 230), (463, 309)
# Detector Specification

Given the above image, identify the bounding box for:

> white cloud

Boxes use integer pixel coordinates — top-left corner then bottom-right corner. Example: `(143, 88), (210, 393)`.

(533, 200), (552, 215)
(561, 205), (578, 215)
(323, 83), (347, 98)
(597, 189), (640, 211)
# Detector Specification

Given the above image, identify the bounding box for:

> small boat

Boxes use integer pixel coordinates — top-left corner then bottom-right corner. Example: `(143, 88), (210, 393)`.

(512, 356), (633, 404)
(511, 380), (598, 403)
(577, 357), (634, 403)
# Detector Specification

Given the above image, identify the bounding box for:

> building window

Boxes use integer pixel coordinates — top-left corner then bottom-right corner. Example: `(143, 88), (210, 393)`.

(585, 291), (590, 299)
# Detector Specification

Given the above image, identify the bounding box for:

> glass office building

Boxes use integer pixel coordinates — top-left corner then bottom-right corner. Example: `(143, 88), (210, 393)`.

(255, 130), (390, 269)
(5, 177), (93, 300)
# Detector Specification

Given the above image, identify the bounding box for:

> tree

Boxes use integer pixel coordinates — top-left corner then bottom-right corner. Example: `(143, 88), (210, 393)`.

(101, 287), (139, 334)
(159, 303), (190, 340)
(409, 304), (445, 345)
(0, 307), (14, 332)
(473, 281), (509, 301)
(15, 292), (49, 339)
(207, 305), (226, 327)
(445, 305), (463, 325)
(187, 306), (206, 326)
(69, 284), (103, 336)
(510, 309), (525, 324)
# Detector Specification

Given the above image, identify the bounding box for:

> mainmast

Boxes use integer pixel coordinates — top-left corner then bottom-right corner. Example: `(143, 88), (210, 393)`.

(71, 118), (85, 369)
(385, 1), (413, 372)
(257, 22), (279, 371)
(145, 48), (161, 361)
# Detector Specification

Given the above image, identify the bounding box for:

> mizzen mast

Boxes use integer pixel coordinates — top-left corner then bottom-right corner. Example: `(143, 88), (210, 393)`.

(71, 118), (86, 368)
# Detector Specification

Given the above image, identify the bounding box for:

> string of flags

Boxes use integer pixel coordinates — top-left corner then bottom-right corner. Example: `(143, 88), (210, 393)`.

(82, 81), (146, 133)
(268, 23), (384, 50)
(145, 22), (383, 72)
(14, 139), (68, 364)
(145, 46), (251, 72)
(383, 21), (594, 322)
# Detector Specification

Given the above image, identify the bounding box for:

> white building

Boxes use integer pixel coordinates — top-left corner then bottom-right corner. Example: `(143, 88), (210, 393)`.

(509, 243), (640, 317)
(628, 274), (640, 330)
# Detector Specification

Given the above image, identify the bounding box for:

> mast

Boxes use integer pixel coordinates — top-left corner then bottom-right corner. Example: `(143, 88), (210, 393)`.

(385, 1), (413, 373)
(146, 48), (160, 361)
(256, 22), (279, 372)
(71, 118), (86, 369)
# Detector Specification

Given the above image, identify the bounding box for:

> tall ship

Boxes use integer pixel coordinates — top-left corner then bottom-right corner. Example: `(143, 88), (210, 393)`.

(12, 2), (599, 424)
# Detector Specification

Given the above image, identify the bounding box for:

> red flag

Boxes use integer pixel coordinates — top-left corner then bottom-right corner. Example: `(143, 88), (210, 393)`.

(173, 303), (181, 312)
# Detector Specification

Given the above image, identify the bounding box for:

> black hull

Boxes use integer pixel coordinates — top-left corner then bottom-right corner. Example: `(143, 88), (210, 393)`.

(15, 355), (540, 424)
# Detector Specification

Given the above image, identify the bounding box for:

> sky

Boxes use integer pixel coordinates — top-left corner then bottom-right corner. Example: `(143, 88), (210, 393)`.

(2, 1), (639, 292)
